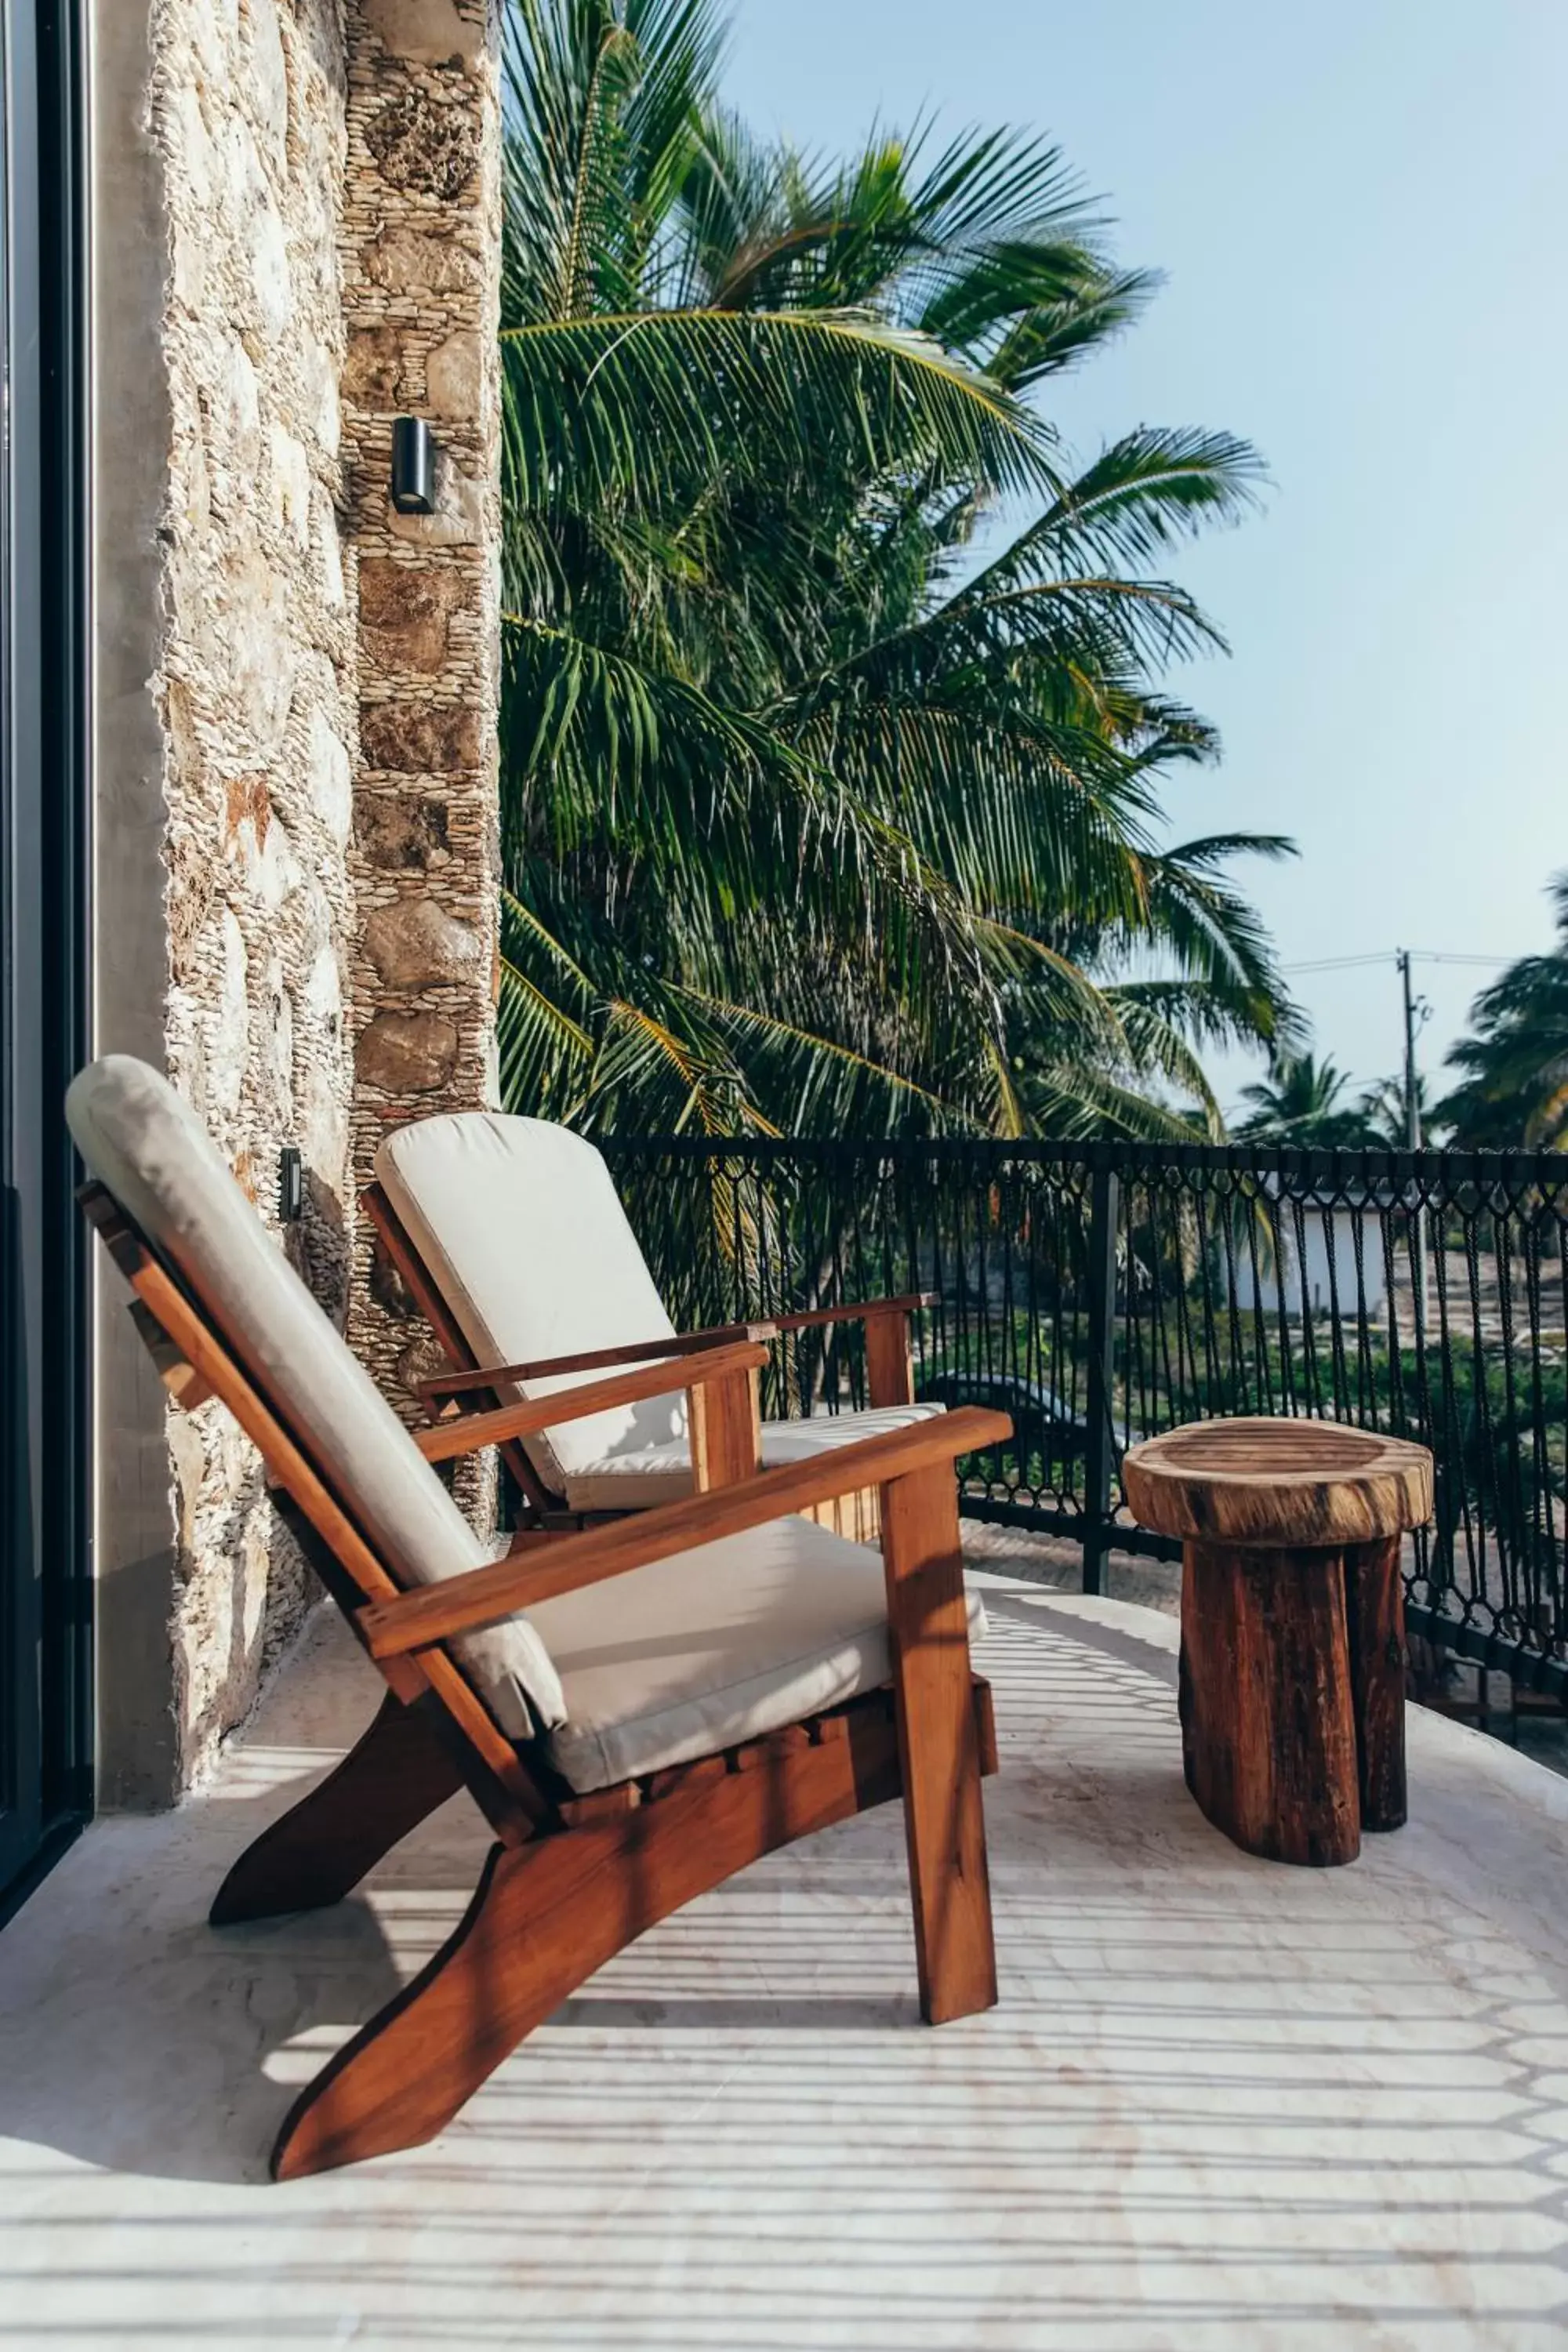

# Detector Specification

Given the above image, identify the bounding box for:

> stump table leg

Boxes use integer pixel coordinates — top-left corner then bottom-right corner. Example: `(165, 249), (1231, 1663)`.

(1344, 1533), (1407, 1831)
(1179, 1539), (1362, 1867)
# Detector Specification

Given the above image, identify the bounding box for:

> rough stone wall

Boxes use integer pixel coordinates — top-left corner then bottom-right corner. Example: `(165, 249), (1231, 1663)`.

(338, 0), (503, 1472)
(150, 0), (358, 1779)
(110, 0), (503, 1796)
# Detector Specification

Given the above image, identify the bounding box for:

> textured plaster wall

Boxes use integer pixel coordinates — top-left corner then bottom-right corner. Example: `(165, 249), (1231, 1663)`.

(148, 0), (358, 1781)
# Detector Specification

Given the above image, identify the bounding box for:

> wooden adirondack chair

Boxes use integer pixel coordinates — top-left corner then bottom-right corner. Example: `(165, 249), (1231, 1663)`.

(361, 1108), (943, 1542)
(68, 1058), (1007, 2181)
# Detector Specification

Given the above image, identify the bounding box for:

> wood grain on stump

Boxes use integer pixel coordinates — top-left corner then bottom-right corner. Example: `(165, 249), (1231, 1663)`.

(1124, 1419), (1432, 1867)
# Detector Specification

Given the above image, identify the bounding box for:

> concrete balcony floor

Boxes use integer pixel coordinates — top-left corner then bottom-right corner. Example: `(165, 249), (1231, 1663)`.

(4, 1574), (1568, 2349)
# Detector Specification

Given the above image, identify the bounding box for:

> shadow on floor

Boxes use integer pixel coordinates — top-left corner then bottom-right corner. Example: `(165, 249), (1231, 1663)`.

(0, 1762), (424, 2186)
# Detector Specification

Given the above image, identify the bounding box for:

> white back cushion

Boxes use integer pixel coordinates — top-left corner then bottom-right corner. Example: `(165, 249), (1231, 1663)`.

(66, 1058), (565, 1739)
(376, 1112), (682, 1493)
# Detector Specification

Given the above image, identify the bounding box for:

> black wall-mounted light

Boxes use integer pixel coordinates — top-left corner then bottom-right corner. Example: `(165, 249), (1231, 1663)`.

(390, 416), (435, 515)
(278, 1147), (304, 1224)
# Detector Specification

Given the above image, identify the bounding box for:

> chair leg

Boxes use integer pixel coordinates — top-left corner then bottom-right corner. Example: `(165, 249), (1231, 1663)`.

(881, 1463), (998, 2026)
(211, 1694), (466, 1926)
(272, 1724), (903, 2179)
(272, 1835), (576, 2180)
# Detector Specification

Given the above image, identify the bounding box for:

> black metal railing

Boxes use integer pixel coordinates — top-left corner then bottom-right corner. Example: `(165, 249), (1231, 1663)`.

(601, 1138), (1568, 1695)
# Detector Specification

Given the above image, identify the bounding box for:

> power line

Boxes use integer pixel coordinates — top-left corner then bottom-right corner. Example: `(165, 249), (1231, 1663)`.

(1280, 954), (1392, 974)
(1416, 952), (1517, 967)
(1281, 948), (1515, 975)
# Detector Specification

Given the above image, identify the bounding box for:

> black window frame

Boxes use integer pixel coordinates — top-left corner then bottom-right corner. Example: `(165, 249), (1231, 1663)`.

(1, 0), (91, 1921)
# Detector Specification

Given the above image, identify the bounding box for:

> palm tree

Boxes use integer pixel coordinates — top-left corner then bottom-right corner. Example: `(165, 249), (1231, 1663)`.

(498, 0), (1299, 1136)
(1236, 1053), (1370, 1146)
(1438, 876), (1568, 1149)
(1356, 1071), (1443, 1150)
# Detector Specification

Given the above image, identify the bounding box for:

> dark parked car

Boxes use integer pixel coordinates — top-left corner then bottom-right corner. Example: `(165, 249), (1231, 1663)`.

(914, 1368), (1091, 1463)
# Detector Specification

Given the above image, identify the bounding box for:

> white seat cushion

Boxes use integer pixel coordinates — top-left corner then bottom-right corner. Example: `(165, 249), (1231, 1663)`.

(65, 1058), (567, 1742)
(528, 1514), (986, 1793)
(561, 1400), (949, 1514)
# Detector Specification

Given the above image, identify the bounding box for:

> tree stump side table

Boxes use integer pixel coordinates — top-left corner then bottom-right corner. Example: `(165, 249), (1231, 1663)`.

(1122, 1420), (1434, 1866)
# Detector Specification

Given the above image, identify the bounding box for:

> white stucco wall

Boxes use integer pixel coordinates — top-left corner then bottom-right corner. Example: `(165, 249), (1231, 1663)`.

(1232, 1206), (1390, 1320)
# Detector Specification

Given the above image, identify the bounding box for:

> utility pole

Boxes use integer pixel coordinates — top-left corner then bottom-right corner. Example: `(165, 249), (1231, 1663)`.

(1398, 950), (1422, 1150)
(1397, 949), (1428, 1338)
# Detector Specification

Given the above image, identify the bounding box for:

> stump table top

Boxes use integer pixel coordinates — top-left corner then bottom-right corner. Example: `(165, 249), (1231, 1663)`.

(1122, 1417), (1433, 1549)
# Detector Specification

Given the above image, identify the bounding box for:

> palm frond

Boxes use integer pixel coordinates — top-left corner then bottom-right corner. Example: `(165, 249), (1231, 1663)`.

(500, 307), (1056, 519)
(495, 1), (1283, 1141)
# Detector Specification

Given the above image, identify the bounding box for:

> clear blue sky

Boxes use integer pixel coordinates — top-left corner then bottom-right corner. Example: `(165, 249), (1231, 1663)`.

(724, 0), (1568, 1116)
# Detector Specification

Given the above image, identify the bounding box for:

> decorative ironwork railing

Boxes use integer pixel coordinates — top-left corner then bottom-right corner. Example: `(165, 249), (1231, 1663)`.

(601, 1138), (1568, 1695)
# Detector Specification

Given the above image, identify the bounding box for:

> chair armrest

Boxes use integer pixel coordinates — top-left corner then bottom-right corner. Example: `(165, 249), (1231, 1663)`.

(769, 1291), (935, 1335)
(417, 1319), (778, 1405)
(412, 1340), (768, 1465)
(364, 1404), (1012, 1658)
(771, 1291), (936, 1408)
(416, 1300), (931, 1406)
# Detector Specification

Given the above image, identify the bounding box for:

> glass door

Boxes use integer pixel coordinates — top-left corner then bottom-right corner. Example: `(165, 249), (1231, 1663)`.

(0, 0), (89, 1911)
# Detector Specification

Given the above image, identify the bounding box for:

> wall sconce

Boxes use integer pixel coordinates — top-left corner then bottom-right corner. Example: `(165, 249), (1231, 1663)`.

(278, 1147), (303, 1224)
(390, 416), (435, 515)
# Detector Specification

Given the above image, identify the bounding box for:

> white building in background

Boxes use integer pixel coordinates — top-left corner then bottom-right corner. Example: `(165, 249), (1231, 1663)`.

(1230, 1182), (1393, 1320)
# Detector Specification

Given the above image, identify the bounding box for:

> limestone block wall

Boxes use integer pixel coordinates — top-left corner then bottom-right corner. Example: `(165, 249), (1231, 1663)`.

(339, 0), (504, 1446)
(149, 0), (359, 1780)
